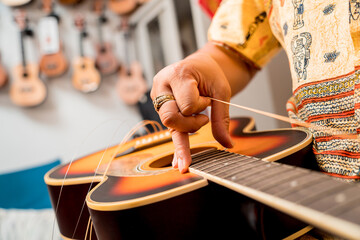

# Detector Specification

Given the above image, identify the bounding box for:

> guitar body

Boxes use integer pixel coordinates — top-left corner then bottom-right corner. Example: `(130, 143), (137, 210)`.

(95, 42), (119, 76)
(10, 63), (47, 107)
(72, 57), (101, 93)
(116, 61), (147, 105)
(0, 0), (32, 6)
(39, 51), (68, 78)
(108, 0), (138, 15)
(58, 0), (82, 5)
(45, 117), (315, 240)
(0, 63), (8, 88)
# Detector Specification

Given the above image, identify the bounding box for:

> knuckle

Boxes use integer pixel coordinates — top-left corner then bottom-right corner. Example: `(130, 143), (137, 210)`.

(160, 111), (177, 128)
(179, 101), (195, 116)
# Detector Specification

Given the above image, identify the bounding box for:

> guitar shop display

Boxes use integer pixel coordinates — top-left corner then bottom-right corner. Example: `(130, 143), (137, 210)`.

(72, 15), (101, 93)
(10, 10), (47, 107)
(45, 117), (360, 240)
(38, 0), (68, 78)
(94, 0), (119, 76)
(116, 17), (147, 105)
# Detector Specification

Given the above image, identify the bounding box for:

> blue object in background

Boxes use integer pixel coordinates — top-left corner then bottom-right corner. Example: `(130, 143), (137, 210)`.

(0, 160), (61, 209)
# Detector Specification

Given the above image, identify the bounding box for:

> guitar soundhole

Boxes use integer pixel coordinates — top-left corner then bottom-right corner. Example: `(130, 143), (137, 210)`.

(149, 147), (216, 169)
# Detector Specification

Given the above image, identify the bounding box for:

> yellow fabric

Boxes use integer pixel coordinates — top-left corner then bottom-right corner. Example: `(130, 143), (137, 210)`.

(208, 0), (281, 68)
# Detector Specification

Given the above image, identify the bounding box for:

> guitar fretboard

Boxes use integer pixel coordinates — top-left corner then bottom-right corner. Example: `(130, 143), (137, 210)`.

(190, 149), (360, 239)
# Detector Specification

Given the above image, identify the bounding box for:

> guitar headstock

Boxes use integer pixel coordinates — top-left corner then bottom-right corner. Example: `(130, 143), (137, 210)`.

(94, 0), (104, 15)
(14, 9), (28, 32)
(42, 0), (53, 14)
(74, 14), (86, 32)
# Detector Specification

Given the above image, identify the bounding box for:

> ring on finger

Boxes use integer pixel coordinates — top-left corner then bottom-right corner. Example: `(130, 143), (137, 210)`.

(153, 94), (175, 112)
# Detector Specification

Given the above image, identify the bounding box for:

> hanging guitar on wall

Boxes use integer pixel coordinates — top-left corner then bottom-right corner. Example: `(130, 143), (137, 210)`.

(0, 0), (32, 7)
(116, 17), (147, 105)
(57, 0), (82, 5)
(72, 15), (101, 93)
(108, 0), (138, 16)
(38, 0), (68, 78)
(0, 53), (8, 88)
(94, 0), (119, 76)
(10, 10), (47, 107)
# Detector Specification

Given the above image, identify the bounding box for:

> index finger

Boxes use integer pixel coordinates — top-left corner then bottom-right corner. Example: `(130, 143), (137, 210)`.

(170, 130), (191, 174)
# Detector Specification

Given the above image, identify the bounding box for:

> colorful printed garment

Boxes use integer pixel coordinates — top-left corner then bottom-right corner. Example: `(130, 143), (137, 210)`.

(208, 0), (360, 178)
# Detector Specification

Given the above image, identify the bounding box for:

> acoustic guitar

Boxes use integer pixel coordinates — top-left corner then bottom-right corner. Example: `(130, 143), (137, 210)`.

(10, 10), (47, 107)
(116, 18), (147, 105)
(72, 15), (101, 93)
(0, 0), (32, 7)
(38, 0), (68, 78)
(94, 0), (119, 76)
(57, 0), (82, 5)
(46, 117), (359, 240)
(0, 53), (8, 88)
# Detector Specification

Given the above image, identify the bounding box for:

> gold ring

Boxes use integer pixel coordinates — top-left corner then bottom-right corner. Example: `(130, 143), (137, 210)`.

(153, 94), (175, 112)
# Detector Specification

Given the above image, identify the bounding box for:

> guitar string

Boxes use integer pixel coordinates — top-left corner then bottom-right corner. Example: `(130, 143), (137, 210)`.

(67, 120), (163, 239)
(209, 97), (359, 140)
(51, 118), (125, 240)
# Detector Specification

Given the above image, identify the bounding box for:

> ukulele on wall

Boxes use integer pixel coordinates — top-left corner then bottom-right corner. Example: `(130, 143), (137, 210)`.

(116, 18), (147, 105)
(108, 0), (138, 16)
(0, 0), (32, 7)
(0, 53), (8, 88)
(94, 0), (119, 76)
(10, 10), (47, 107)
(72, 15), (101, 93)
(57, 0), (82, 5)
(38, 0), (68, 78)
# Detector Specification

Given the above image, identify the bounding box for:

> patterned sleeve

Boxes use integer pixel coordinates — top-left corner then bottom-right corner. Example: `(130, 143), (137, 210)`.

(208, 0), (282, 69)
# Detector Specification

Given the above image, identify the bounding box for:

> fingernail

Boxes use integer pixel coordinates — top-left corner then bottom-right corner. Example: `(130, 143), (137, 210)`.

(229, 138), (235, 148)
(172, 153), (178, 168)
(178, 159), (183, 171)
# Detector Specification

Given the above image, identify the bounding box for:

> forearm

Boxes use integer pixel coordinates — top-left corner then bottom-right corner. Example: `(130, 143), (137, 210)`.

(196, 42), (258, 97)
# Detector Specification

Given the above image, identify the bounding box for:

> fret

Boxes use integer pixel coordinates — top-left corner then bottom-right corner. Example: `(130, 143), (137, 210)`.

(281, 179), (345, 203)
(191, 150), (231, 166)
(195, 154), (253, 173)
(334, 200), (360, 225)
(192, 151), (235, 167)
(191, 148), (221, 161)
(262, 171), (324, 196)
(239, 165), (290, 187)
(222, 161), (277, 183)
(304, 184), (360, 213)
(203, 156), (258, 176)
(191, 152), (249, 171)
(217, 159), (267, 180)
(248, 165), (305, 190)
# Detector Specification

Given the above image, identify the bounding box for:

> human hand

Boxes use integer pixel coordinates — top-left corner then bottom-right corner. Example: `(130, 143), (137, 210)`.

(150, 48), (234, 173)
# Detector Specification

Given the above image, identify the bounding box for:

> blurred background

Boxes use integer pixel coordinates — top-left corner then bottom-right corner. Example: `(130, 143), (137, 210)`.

(0, 0), (292, 239)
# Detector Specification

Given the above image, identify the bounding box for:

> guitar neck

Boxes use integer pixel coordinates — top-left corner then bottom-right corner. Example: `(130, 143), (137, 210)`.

(19, 30), (27, 74)
(79, 31), (85, 57)
(189, 149), (360, 239)
(97, 17), (105, 47)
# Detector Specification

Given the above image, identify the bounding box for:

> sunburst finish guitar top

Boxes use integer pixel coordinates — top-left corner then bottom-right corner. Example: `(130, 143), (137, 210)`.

(45, 117), (318, 240)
